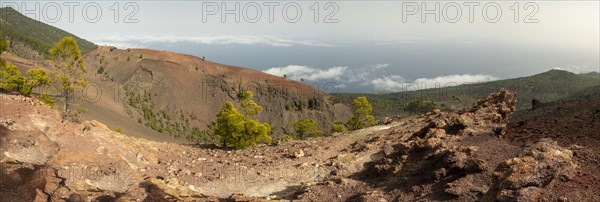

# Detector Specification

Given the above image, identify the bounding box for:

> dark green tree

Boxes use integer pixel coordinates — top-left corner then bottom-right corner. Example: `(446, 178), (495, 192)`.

(291, 117), (323, 139)
(213, 91), (271, 149)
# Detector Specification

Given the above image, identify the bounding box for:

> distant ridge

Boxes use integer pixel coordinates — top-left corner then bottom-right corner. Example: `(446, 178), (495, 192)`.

(333, 69), (600, 115)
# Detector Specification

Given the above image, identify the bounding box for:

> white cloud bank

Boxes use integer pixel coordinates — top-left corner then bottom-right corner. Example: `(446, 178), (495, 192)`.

(371, 74), (498, 92)
(86, 35), (333, 48)
(264, 62), (497, 93)
(371, 75), (406, 92)
(264, 63), (497, 92)
(373, 63), (389, 69)
(263, 65), (348, 81)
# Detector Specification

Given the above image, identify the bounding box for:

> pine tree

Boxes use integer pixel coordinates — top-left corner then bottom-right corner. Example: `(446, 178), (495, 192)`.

(291, 117), (323, 139)
(347, 96), (378, 130)
(49, 37), (88, 121)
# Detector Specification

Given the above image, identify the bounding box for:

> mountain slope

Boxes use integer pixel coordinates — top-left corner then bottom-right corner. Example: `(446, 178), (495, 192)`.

(565, 84), (600, 100)
(1, 46), (351, 143)
(333, 69), (600, 116)
(80, 46), (350, 141)
(0, 7), (96, 59)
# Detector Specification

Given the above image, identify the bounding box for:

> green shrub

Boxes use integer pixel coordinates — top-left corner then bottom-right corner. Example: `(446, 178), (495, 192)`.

(0, 39), (7, 53)
(291, 117), (323, 139)
(39, 93), (55, 107)
(1, 40), (50, 96)
(308, 98), (316, 109)
(331, 120), (345, 133)
(114, 128), (123, 133)
(213, 91), (271, 149)
(97, 66), (105, 74)
(0, 61), (26, 92)
(25, 68), (50, 93)
(347, 96), (378, 130)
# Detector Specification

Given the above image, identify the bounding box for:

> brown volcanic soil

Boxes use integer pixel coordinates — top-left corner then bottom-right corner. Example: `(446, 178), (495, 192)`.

(2, 47), (351, 142)
(1, 89), (598, 201)
(506, 99), (600, 201)
(85, 46), (350, 138)
(0, 93), (390, 201)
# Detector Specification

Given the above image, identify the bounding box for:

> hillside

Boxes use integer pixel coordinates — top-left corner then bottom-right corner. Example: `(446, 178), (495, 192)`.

(0, 7), (96, 59)
(333, 69), (600, 116)
(580, 71), (600, 80)
(1, 45), (351, 142)
(564, 84), (600, 100)
(81, 47), (351, 141)
(0, 8), (350, 142)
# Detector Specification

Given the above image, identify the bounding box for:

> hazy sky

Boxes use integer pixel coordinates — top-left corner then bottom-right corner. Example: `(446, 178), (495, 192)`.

(3, 1), (599, 92)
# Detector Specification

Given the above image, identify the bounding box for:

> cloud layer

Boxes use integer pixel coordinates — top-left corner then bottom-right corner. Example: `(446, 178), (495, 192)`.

(263, 65), (348, 81)
(371, 74), (498, 92)
(87, 35), (333, 48)
(263, 63), (498, 92)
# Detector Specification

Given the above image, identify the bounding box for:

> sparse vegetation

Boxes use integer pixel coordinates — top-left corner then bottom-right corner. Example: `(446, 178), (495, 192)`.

(347, 96), (378, 131)
(0, 40), (50, 96)
(114, 128), (123, 133)
(403, 98), (438, 115)
(213, 91), (271, 149)
(0, 7), (96, 59)
(0, 56), (26, 92)
(291, 117), (323, 139)
(125, 86), (216, 143)
(0, 39), (24, 92)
